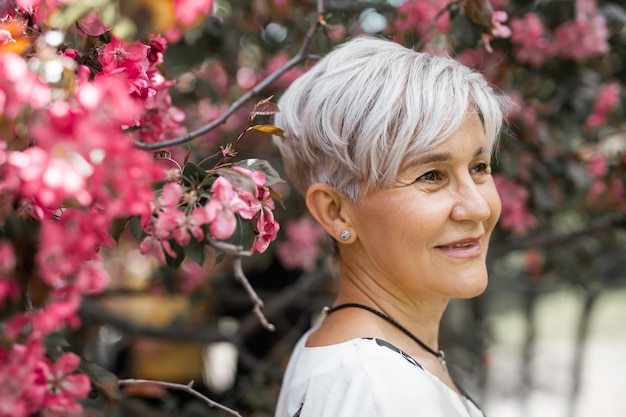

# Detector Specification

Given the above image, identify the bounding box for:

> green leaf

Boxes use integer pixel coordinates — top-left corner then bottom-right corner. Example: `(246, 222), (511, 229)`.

(165, 239), (186, 268)
(216, 167), (258, 195)
(128, 216), (145, 240)
(44, 332), (70, 349)
(225, 214), (255, 250)
(183, 162), (209, 186)
(450, 11), (483, 49)
(184, 237), (206, 265)
(110, 217), (130, 242)
(236, 159), (285, 187)
(215, 252), (226, 265)
(79, 360), (122, 400)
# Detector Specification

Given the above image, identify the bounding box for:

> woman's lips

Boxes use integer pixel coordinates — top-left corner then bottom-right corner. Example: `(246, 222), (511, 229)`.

(436, 238), (483, 258)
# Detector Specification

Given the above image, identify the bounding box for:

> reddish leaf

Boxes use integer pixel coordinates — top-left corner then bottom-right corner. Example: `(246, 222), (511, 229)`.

(248, 125), (285, 137)
(80, 360), (122, 400)
(252, 96), (280, 116)
(269, 186), (285, 209)
(153, 150), (172, 160)
(464, 0), (493, 30)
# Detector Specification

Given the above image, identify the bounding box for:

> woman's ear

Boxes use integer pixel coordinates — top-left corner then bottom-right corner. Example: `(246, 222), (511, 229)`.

(305, 183), (354, 242)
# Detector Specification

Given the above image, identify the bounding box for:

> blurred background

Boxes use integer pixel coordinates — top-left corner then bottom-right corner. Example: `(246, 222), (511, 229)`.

(31, 0), (624, 416)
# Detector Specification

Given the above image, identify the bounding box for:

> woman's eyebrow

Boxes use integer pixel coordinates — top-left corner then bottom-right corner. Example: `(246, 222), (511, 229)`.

(406, 146), (487, 168)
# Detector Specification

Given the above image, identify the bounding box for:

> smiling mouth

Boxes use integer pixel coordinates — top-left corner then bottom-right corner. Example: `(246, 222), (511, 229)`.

(443, 242), (477, 249)
(436, 238), (483, 257)
(437, 237), (481, 248)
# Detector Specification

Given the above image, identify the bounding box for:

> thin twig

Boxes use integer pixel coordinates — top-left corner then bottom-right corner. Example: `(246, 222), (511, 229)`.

(118, 379), (242, 417)
(206, 237), (253, 257)
(134, 0), (327, 151)
(413, 1), (456, 51)
(205, 236), (275, 331)
(233, 257), (275, 332)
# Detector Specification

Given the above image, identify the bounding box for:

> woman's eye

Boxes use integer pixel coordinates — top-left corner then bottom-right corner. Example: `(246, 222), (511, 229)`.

(471, 162), (491, 175)
(416, 170), (442, 182)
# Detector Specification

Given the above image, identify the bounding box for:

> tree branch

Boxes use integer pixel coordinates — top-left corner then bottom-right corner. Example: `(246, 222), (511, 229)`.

(206, 237), (275, 331)
(320, 0), (395, 13)
(134, 0), (327, 151)
(118, 379), (242, 417)
(489, 213), (626, 259)
(79, 268), (328, 343)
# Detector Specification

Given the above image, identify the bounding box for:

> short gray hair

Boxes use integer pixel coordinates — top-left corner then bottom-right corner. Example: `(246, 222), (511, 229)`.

(274, 36), (506, 201)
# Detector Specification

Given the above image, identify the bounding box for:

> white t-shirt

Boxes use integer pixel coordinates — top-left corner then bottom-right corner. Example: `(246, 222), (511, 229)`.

(275, 326), (485, 417)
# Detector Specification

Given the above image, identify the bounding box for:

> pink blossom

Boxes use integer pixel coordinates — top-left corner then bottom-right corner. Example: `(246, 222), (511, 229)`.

(0, 277), (19, 305)
(277, 216), (324, 270)
(160, 182), (183, 208)
(0, 53), (51, 119)
(491, 10), (512, 38)
(41, 352), (90, 401)
(180, 260), (206, 292)
(36, 208), (114, 293)
(0, 2), (17, 19)
(4, 288), (81, 341)
(553, 0), (609, 62)
(147, 35), (168, 65)
(0, 29), (15, 45)
(140, 234), (176, 263)
(586, 82), (620, 128)
(396, 0), (450, 38)
(554, 15), (609, 62)
(253, 209), (280, 253)
(155, 207), (205, 247)
(510, 13), (555, 66)
(587, 155), (607, 178)
(0, 242), (19, 305)
(7, 146), (92, 208)
(97, 36), (151, 98)
(150, 183), (208, 247)
(494, 175), (537, 234)
(482, 10), (512, 53)
(138, 88), (186, 144)
(100, 36), (149, 72)
(77, 12), (109, 36)
(0, 341), (48, 417)
(174, 0), (214, 26)
(204, 177), (250, 239)
(62, 48), (78, 59)
(73, 258), (110, 294)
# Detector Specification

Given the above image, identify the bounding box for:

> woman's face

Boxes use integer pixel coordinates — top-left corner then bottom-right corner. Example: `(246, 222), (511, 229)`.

(344, 113), (501, 301)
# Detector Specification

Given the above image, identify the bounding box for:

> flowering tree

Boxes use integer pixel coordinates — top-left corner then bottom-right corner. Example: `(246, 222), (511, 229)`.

(0, 0), (625, 416)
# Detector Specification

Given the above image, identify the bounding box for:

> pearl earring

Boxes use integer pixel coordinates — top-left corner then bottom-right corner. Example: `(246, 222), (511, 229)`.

(339, 230), (351, 241)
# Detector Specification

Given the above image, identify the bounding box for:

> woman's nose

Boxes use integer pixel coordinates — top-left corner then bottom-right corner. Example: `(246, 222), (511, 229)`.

(450, 178), (493, 222)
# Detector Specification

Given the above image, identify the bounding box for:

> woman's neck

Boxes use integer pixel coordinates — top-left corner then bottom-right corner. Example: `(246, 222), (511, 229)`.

(335, 262), (448, 350)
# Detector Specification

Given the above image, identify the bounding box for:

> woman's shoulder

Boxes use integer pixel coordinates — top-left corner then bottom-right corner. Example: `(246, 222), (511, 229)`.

(276, 331), (477, 417)
(287, 330), (427, 386)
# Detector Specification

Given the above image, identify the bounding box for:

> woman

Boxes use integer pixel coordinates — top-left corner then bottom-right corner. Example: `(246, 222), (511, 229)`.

(273, 36), (506, 417)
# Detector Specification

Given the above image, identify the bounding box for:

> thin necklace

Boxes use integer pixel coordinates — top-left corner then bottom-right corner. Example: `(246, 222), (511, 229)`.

(323, 302), (447, 372)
